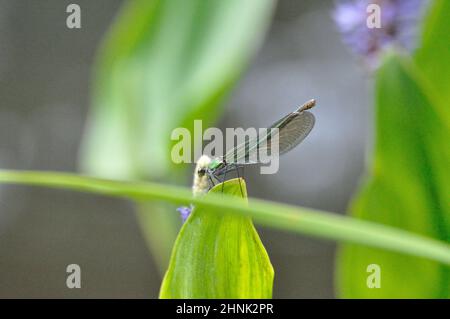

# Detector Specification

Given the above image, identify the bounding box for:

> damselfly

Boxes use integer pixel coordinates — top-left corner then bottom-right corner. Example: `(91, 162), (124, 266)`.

(193, 99), (316, 195)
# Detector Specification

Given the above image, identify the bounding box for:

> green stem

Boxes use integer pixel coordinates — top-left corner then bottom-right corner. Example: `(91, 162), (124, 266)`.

(0, 169), (449, 265)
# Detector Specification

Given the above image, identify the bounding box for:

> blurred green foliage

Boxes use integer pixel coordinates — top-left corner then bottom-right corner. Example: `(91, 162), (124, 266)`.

(160, 179), (274, 298)
(78, 0), (275, 273)
(337, 0), (450, 298)
(80, 0), (274, 179)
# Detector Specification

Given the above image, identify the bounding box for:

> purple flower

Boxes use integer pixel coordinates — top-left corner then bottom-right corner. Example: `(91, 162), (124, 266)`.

(177, 205), (193, 222)
(333, 0), (429, 68)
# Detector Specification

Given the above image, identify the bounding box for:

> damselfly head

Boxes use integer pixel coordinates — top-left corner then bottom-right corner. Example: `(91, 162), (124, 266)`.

(193, 155), (212, 196)
(197, 168), (206, 177)
(196, 155), (212, 172)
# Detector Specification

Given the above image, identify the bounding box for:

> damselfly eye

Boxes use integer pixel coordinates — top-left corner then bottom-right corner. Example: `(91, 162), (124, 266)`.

(198, 168), (206, 176)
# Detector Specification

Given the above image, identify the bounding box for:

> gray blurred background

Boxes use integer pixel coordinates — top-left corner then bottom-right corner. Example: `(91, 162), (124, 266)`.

(0, 0), (370, 298)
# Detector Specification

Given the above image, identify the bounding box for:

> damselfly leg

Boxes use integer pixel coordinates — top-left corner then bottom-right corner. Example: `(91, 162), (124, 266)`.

(220, 168), (227, 194)
(234, 164), (244, 197)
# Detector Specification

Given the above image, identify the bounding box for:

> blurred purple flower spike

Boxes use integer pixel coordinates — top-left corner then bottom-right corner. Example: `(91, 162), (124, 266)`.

(333, 0), (429, 68)
(177, 205), (193, 223)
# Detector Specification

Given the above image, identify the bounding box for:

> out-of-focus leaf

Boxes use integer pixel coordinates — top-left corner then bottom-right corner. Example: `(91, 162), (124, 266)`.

(415, 0), (450, 111)
(135, 202), (180, 275)
(79, 0), (274, 179)
(78, 0), (274, 275)
(337, 53), (450, 298)
(338, 0), (450, 298)
(414, 0), (450, 235)
(159, 178), (274, 298)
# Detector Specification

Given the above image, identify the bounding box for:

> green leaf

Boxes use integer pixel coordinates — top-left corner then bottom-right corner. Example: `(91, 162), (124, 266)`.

(337, 53), (450, 298)
(415, 0), (450, 112)
(0, 169), (449, 267)
(414, 0), (450, 235)
(159, 178), (274, 298)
